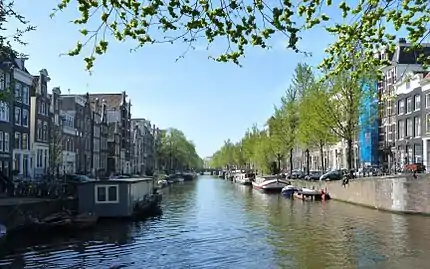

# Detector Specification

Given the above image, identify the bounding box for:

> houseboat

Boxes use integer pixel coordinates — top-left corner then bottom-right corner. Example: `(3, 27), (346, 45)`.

(235, 172), (255, 186)
(182, 172), (197, 181)
(77, 177), (162, 218)
(252, 175), (291, 193)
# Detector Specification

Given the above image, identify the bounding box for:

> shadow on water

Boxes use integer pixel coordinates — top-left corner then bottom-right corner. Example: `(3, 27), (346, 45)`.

(2, 176), (430, 268)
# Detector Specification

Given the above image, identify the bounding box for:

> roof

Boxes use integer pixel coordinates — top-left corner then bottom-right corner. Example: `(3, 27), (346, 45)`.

(393, 43), (430, 64)
(88, 93), (126, 109)
(79, 177), (154, 184)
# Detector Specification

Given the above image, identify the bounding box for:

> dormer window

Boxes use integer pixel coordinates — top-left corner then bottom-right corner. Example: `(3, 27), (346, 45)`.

(406, 80), (410, 89)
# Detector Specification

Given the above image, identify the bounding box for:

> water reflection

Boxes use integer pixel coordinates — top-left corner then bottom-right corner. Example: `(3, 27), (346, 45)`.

(1, 176), (430, 268)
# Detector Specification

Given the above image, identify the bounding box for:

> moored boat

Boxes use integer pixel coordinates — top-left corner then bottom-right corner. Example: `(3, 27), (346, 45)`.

(293, 188), (331, 201)
(281, 185), (299, 198)
(72, 212), (99, 229)
(235, 172), (255, 186)
(252, 176), (291, 193)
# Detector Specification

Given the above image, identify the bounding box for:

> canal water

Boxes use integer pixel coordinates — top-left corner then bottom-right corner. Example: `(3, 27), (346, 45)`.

(1, 176), (430, 269)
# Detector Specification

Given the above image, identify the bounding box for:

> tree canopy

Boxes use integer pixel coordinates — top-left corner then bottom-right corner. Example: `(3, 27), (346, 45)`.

(158, 128), (203, 171)
(46, 0), (430, 76)
(210, 61), (369, 173)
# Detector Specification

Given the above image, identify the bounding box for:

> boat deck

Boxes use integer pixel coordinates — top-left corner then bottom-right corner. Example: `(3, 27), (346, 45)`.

(0, 197), (54, 206)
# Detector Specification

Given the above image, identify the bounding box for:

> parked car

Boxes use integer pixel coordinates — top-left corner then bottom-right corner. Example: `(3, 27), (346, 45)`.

(288, 170), (305, 179)
(304, 170), (322, 180)
(319, 170), (343, 181)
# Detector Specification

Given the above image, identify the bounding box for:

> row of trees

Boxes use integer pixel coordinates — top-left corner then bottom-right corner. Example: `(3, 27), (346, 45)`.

(157, 128), (203, 172)
(210, 62), (378, 174)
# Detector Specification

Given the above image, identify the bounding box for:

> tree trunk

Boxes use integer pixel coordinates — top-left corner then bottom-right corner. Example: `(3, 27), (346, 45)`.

(306, 149), (311, 175)
(289, 148), (293, 172)
(347, 138), (354, 177)
(319, 143), (325, 173)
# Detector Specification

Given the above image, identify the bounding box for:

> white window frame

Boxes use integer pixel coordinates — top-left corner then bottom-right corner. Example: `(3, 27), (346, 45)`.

(4, 133), (9, 152)
(95, 184), (119, 204)
(22, 109), (28, 127)
(414, 95), (421, 111)
(14, 107), (21, 126)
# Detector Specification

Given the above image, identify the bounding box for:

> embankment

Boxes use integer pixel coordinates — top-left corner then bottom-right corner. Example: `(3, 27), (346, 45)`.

(294, 175), (430, 214)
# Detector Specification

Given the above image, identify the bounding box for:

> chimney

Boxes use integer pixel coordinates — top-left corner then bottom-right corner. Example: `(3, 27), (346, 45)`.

(398, 38), (406, 44)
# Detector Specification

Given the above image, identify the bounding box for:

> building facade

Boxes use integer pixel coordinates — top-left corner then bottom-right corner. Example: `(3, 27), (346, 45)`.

(377, 38), (430, 170)
(30, 69), (51, 178)
(12, 58), (32, 179)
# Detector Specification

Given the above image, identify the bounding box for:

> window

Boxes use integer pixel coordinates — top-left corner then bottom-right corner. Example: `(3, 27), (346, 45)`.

(13, 153), (21, 172)
(43, 122), (48, 141)
(406, 97), (412, 113)
(4, 133), (9, 152)
(14, 132), (21, 150)
(22, 86), (29, 105)
(427, 114), (430, 133)
(414, 95), (421, 111)
(414, 117), (421, 137)
(406, 81), (410, 89)
(0, 132), (3, 152)
(406, 118), (413, 137)
(398, 100), (405, 114)
(14, 83), (21, 101)
(95, 185), (119, 204)
(22, 109), (28, 127)
(0, 102), (9, 122)
(398, 120), (405, 139)
(14, 107), (21, 125)
(426, 94), (430, 108)
(37, 120), (42, 140)
(22, 133), (28, 150)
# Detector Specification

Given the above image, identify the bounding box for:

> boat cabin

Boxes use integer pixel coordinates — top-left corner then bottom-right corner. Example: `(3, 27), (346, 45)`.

(77, 177), (155, 217)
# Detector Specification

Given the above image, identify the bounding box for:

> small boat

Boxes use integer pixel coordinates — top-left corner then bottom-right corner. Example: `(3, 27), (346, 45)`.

(294, 188), (331, 201)
(71, 212), (99, 229)
(37, 213), (72, 230)
(281, 185), (299, 198)
(252, 176), (291, 193)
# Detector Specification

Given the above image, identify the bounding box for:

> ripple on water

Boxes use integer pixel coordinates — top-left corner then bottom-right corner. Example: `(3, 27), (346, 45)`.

(2, 177), (430, 268)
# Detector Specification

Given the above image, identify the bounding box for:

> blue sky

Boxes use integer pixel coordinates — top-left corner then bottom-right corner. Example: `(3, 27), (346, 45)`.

(9, 0), (336, 158)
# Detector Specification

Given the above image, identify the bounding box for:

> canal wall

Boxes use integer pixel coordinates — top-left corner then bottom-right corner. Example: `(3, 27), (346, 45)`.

(0, 198), (77, 231)
(294, 175), (430, 214)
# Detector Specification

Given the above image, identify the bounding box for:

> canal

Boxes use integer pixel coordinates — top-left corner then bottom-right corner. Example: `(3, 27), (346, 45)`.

(1, 176), (430, 268)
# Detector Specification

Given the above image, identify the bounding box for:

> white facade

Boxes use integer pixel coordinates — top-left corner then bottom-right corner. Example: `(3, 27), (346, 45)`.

(61, 111), (77, 174)
(420, 75), (430, 169)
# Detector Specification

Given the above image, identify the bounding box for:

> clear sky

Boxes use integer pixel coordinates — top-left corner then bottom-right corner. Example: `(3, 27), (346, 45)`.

(9, 0), (336, 158)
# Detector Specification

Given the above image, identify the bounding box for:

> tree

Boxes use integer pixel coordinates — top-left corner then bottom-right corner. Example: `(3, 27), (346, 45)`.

(49, 122), (64, 176)
(309, 68), (372, 173)
(51, 0), (429, 77)
(297, 83), (337, 173)
(158, 128), (202, 171)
